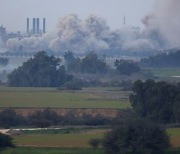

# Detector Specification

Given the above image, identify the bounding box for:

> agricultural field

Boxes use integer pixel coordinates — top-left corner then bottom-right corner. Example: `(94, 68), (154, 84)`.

(13, 128), (106, 148)
(149, 68), (180, 78)
(1, 128), (180, 154)
(0, 87), (130, 109)
(1, 147), (104, 154)
(9, 128), (180, 148)
(2, 147), (180, 154)
(168, 128), (180, 148)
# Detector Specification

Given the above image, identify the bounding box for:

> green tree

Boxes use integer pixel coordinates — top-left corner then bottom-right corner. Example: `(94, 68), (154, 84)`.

(114, 59), (140, 75)
(81, 52), (107, 74)
(130, 80), (180, 123)
(8, 51), (72, 87)
(140, 50), (180, 68)
(102, 117), (170, 154)
(64, 51), (81, 73)
(173, 93), (180, 123)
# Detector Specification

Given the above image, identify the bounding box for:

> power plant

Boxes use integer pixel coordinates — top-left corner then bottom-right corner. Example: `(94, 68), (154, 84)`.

(0, 17), (47, 50)
(27, 18), (46, 36)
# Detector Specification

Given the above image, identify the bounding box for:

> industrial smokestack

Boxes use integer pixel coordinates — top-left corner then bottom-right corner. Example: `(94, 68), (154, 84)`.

(43, 18), (46, 33)
(37, 18), (40, 34)
(33, 18), (36, 34)
(27, 18), (30, 34)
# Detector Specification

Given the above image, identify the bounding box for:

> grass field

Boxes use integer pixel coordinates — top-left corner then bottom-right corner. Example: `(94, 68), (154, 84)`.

(2, 147), (180, 154)
(0, 87), (130, 109)
(2, 147), (104, 154)
(149, 68), (180, 77)
(0, 128), (179, 154)
(21, 127), (108, 135)
(168, 128), (180, 148)
(10, 128), (180, 148)
(13, 129), (106, 148)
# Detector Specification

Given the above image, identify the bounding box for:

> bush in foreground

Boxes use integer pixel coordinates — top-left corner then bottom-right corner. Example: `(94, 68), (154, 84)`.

(102, 117), (170, 154)
(89, 138), (101, 150)
(0, 133), (14, 150)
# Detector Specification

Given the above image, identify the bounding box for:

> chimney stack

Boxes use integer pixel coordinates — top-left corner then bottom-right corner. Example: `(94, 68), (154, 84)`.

(27, 18), (30, 34)
(27, 18), (46, 34)
(33, 18), (36, 34)
(43, 18), (46, 33)
(37, 18), (40, 33)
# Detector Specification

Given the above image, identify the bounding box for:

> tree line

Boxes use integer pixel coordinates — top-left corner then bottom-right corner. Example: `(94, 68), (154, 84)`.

(7, 51), (141, 87)
(140, 50), (180, 68)
(7, 51), (72, 87)
(0, 108), (111, 128)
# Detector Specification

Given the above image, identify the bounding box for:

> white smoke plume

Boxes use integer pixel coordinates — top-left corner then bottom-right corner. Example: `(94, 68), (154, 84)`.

(5, 0), (180, 53)
(8, 0), (180, 54)
(0, 37), (7, 53)
(49, 14), (111, 52)
(6, 34), (52, 53)
(6, 14), (156, 53)
(143, 0), (180, 49)
(0, 37), (3, 47)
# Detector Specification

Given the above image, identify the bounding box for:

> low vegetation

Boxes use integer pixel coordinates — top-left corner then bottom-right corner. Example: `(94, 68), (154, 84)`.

(13, 129), (105, 148)
(0, 108), (112, 128)
(0, 87), (130, 109)
(1, 147), (104, 154)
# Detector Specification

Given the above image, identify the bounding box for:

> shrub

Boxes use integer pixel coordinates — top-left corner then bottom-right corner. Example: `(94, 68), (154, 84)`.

(0, 133), (14, 150)
(102, 117), (170, 154)
(89, 138), (101, 150)
(62, 79), (82, 90)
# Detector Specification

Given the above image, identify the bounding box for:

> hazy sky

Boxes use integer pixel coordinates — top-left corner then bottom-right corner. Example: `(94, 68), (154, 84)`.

(0, 0), (155, 32)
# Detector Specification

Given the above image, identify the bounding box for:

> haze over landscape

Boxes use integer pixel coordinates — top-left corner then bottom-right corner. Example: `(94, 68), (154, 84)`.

(1, 1), (180, 154)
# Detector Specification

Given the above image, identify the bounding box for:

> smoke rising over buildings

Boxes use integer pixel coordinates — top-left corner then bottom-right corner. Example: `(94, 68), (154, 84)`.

(5, 14), (155, 53)
(1, 0), (180, 54)
(143, 0), (180, 49)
